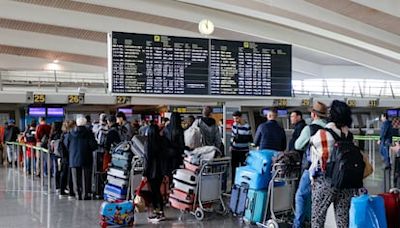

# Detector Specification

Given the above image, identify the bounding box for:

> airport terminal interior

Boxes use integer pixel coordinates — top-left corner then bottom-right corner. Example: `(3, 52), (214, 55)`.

(0, 0), (400, 227)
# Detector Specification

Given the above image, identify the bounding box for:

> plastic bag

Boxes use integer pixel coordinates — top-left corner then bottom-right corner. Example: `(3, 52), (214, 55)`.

(134, 179), (148, 213)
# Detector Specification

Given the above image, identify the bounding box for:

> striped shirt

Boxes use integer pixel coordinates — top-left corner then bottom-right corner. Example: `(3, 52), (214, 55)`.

(231, 122), (253, 150)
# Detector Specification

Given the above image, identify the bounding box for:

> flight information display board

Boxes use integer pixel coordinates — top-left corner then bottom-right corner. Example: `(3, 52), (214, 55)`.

(109, 32), (291, 97)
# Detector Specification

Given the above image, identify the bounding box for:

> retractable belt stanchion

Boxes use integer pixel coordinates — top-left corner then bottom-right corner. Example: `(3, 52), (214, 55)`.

(47, 150), (51, 194)
(40, 149), (44, 192)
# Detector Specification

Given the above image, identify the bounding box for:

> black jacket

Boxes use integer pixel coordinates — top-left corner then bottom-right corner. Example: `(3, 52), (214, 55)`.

(104, 124), (121, 152)
(163, 125), (185, 174)
(254, 120), (286, 151)
(4, 125), (20, 142)
(66, 126), (97, 168)
(289, 119), (306, 151)
(143, 138), (168, 179)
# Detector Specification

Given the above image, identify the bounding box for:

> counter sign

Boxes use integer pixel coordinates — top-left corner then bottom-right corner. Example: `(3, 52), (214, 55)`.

(33, 94), (46, 104)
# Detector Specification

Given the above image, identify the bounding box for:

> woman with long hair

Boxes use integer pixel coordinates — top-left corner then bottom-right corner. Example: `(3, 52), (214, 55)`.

(143, 124), (167, 223)
(162, 112), (185, 177)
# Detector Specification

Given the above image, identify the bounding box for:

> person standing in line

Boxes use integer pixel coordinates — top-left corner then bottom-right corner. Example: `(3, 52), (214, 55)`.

(60, 120), (76, 197)
(230, 111), (253, 184)
(103, 115), (121, 171)
(116, 111), (134, 141)
(4, 119), (20, 167)
(288, 110), (306, 152)
(66, 116), (97, 200)
(144, 124), (168, 223)
(378, 113), (393, 169)
(24, 120), (37, 174)
(292, 102), (328, 228)
(35, 117), (51, 176)
(194, 106), (222, 149)
(49, 121), (63, 189)
(254, 108), (286, 151)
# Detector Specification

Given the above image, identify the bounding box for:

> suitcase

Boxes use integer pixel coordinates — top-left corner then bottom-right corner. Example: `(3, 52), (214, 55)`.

(172, 178), (196, 194)
(104, 184), (127, 200)
(112, 141), (133, 156)
(245, 149), (276, 174)
(169, 196), (194, 211)
(99, 200), (134, 227)
(384, 167), (392, 192)
(350, 194), (387, 228)
(379, 191), (400, 228)
(111, 154), (131, 170)
(173, 169), (197, 185)
(229, 183), (249, 216)
(107, 175), (129, 188)
(234, 166), (270, 190)
(184, 158), (201, 173)
(108, 167), (129, 180)
(170, 188), (195, 204)
(92, 151), (106, 198)
(244, 188), (268, 224)
(131, 135), (145, 157)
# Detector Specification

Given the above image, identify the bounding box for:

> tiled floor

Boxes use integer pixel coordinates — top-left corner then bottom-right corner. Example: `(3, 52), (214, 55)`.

(0, 157), (388, 228)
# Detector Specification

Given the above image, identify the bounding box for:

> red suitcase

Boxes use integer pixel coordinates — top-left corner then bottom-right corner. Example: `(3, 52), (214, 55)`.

(379, 190), (400, 228)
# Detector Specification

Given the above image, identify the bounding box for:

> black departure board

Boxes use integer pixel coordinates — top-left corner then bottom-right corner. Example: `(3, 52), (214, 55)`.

(110, 32), (292, 97)
(210, 40), (291, 96)
(111, 32), (209, 94)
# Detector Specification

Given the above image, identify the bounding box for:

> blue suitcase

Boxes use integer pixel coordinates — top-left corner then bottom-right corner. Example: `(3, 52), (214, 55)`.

(235, 166), (270, 190)
(104, 184), (127, 200)
(111, 154), (131, 170)
(244, 188), (268, 224)
(100, 200), (134, 227)
(349, 194), (387, 228)
(245, 149), (276, 174)
(229, 183), (249, 216)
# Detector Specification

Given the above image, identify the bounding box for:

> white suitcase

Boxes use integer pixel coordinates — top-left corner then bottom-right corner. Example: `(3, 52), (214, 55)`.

(173, 169), (197, 185)
(108, 167), (129, 180)
(107, 175), (129, 188)
(172, 179), (196, 194)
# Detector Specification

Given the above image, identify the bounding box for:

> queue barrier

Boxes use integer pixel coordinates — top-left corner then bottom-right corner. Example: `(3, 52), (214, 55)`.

(5, 141), (54, 194)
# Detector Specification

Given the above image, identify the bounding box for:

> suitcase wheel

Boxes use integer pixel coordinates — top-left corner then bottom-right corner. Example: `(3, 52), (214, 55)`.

(264, 219), (279, 228)
(195, 208), (204, 221)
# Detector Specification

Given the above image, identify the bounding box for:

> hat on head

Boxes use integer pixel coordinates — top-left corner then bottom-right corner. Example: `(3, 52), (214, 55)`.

(310, 101), (328, 117)
(232, 111), (242, 117)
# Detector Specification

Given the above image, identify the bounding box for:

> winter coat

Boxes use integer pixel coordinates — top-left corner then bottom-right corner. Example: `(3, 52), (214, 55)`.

(143, 138), (168, 179)
(66, 126), (97, 168)
(4, 125), (20, 142)
(254, 120), (286, 151)
(163, 125), (185, 174)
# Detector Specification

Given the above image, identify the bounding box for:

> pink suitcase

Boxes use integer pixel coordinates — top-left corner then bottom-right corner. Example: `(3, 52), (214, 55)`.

(169, 196), (194, 211)
(184, 158), (200, 173)
(170, 188), (195, 204)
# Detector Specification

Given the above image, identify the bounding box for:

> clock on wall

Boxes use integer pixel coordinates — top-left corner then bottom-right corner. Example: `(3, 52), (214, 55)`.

(198, 19), (214, 35)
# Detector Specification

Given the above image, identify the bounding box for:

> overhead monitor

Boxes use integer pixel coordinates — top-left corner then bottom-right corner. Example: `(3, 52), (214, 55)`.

(28, 107), (46, 117)
(117, 108), (133, 117)
(47, 108), (64, 117)
(277, 109), (288, 117)
(387, 109), (398, 118)
(109, 32), (292, 97)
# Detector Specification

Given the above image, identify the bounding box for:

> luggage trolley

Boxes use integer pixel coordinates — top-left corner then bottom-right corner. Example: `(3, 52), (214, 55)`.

(257, 160), (300, 228)
(184, 157), (230, 220)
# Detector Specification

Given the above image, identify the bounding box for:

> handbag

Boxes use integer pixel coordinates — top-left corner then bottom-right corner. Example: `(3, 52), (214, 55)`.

(134, 179), (149, 213)
(362, 153), (373, 178)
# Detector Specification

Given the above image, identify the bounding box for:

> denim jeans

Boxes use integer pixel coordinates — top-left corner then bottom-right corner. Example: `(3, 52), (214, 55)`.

(380, 143), (391, 167)
(293, 170), (311, 228)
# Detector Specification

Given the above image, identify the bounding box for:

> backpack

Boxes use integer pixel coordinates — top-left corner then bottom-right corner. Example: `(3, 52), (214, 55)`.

(50, 139), (62, 157)
(184, 120), (202, 150)
(95, 125), (108, 148)
(325, 128), (365, 189)
(25, 129), (36, 143)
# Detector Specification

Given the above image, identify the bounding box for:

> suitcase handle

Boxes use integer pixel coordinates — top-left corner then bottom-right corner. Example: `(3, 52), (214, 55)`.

(242, 175), (251, 181)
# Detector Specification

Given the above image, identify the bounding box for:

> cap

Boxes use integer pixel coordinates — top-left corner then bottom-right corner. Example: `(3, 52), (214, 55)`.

(309, 101), (328, 117)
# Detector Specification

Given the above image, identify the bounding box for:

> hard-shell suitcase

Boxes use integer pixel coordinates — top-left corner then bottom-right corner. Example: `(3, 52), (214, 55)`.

(245, 149), (276, 174)
(234, 166), (270, 190)
(99, 200), (134, 227)
(107, 175), (129, 188)
(184, 157), (200, 173)
(108, 167), (129, 180)
(111, 154), (131, 170)
(244, 189), (268, 224)
(112, 141), (133, 155)
(229, 183), (249, 216)
(104, 184), (127, 200)
(172, 178), (196, 194)
(169, 196), (194, 211)
(131, 135), (145, 157)
(173, 169), (197, 185)
(384, 167), (392, 192)
(349, 194), (387, 228)
(92, 151), (106, 198)
(379, 191), (400, 228)
(170, 188), (195, 204)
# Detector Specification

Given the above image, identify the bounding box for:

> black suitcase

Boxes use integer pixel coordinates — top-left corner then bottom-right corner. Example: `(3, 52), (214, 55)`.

(384, 165), (392, 192)
(92, 150), (106, 198)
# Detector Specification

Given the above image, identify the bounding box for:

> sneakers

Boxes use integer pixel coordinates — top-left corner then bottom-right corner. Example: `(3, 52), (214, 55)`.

(147, 211), (166, 223)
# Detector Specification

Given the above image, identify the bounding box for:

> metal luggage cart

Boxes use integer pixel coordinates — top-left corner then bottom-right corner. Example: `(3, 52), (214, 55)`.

(186, 157), (231, 221)
(257, 161), (301, 228)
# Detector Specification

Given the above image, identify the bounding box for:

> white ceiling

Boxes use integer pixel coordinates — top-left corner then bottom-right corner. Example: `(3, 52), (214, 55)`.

(0, 0), (399, 80)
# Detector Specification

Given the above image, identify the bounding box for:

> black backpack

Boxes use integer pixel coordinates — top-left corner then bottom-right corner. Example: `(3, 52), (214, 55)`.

(325, 128), (365, 189)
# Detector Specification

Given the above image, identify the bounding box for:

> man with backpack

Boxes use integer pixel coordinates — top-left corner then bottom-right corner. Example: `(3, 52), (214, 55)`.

(292, 102), (328, 228)
(35, 117), (51, 176)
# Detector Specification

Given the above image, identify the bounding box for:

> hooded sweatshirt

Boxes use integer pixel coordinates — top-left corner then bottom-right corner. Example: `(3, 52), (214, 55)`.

(195, 117), (222, 149)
